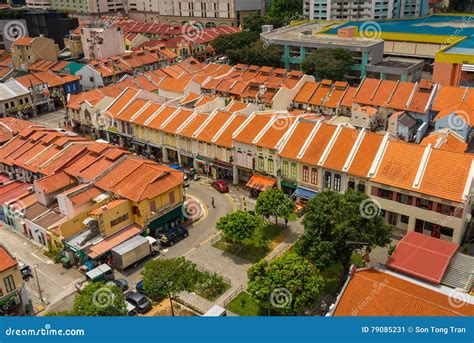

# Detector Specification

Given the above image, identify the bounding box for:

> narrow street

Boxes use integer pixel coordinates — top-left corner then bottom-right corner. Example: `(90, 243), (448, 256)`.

(0, 225), (83, 314)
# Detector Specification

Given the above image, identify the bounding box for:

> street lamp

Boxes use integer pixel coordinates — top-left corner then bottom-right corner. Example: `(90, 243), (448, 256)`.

(33, 265), (44, 304)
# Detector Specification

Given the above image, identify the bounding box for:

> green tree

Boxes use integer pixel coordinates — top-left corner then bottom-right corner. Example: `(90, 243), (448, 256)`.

(267, 0), (303, 22)
(243, 13), (265, 32)
(255, 189), (295, 225)
(247, 252), (324, 315)
(210, 31), (260, 55)
(295, 189), (392, 269)
(72, 282), (127, 316)
(301, 48), (354, 81)
(141, 257), (196, 315)
(217, 210), (260, 243)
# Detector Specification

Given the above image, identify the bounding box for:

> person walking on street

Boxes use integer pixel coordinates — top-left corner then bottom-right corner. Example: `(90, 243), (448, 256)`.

(211, 197), (215, 208)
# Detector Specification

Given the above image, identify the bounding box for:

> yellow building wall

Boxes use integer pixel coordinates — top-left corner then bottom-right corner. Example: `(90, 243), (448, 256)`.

(59, 199), (110, 239)
(99, 200), (134, 236)
(133, 185), (183, 226)
(0, 265), (22, 298)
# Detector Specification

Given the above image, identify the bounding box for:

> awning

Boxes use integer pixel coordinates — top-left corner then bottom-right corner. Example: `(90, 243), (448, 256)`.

(246, 174), (276, 191)
(196, 155), (213, 164)
(85, 223), (144, 259)
(212, 160), (233, 171)
(281, 180), (297, 189)
(293, 186), (318, 200)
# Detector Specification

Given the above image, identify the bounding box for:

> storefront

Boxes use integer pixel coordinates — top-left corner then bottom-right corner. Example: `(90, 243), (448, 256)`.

(280, 179), (297, 196)
(211, 160), (233, 180)
(292, 186), (318, 215)
(195, 155), (214, 176)
(246, 174), (276, 198)
(180, 152), (194, 168)
(148, 206), (184, 237)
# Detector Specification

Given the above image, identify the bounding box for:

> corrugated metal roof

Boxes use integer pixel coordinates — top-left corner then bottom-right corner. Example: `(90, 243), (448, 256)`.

(111, 234), (148, 255)
(442, 253), (474, 292)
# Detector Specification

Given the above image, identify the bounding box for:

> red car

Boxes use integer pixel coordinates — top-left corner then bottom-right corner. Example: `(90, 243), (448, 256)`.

(211, 180), (229, 193)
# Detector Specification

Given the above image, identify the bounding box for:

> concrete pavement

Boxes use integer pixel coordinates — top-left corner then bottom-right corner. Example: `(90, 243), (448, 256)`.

(0, 224), (83, 314)
(27, 109), (67, 129)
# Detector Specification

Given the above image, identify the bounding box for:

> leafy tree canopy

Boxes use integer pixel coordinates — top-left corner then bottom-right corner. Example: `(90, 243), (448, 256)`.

(295, 189), (392, 269)
(247, 252), (325, 315)
(267, 0), (303, 23)
(301, 48), (354, 81)
(141, 257), (197, 302)
(217, 210), (261, 243)
(255, 189), (295, 225)
(210, 31), (260, 55)
(72, 282), (127, 316)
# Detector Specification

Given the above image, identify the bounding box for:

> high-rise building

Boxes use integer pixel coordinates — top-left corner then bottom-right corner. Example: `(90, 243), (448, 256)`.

(304, 0), (429, 21)
(50, 0), (125, 15)
(124, 0), (264, 26)
(25, 0), (51, 10)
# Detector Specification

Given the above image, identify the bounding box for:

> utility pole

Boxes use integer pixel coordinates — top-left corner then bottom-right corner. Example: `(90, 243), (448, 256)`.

(33, 265), (44, 304)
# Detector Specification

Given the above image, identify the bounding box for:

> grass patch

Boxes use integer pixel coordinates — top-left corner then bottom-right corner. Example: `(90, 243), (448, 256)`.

(225, 292), (261, 316)
(194, 271), (231, 301)
(350, 252), (365, 268)
(321, 262), (345, 296)
(287, 212), (299, 221)
(213, 224), (285, 263)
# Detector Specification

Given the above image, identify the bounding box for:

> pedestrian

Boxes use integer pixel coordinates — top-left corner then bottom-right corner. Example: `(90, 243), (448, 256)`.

(211, 197), (215, 208)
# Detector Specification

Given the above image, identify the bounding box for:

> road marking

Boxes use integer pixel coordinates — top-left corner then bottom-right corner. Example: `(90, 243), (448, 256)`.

(200, 232), (221, 245)
(185, 193), (208, 225)
(224, 193), (238, 211)
(31, 253), (54, 265)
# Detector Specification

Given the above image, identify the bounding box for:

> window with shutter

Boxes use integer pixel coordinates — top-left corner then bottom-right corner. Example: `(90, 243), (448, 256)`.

(302, 166), (309, 182)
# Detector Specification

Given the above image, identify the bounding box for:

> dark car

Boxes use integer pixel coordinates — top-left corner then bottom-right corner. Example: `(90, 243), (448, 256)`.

(136, 280), (144, 294)
(159, 226), (189, 246)
(125, 292), (152, 314)
(107, 279), (129, 292)
(211, 180), (229, 193)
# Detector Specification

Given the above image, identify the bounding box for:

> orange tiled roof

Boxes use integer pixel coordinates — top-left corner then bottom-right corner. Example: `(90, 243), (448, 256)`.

(406, 81), (433, 113)
(293, 81), (316, 104)
(13, 37), (34, 46)
(434, 102), (474, 126)
(300, 123), (337, 165)
(161, 108), (194, 134)
(347, 131), (384, 178)
(178, 113), (208, 138)
(340, 86), (357, 107)
(106, 88), (139, 119)
(34, 171), (76, 194)
(322, 126), (358, 171)
(194, 110), (231, 144)
(431, 86), (468, 112)
(94, 156), (183, 202)
(278, 119), (318, 160)
(233, 114), (273, 145)
(386, 82), (416, 111)
(0, 246), (17, 272)
(213, 114), (247, 148)
(420, 129), (467, 153)
(333, 269), (474, 316)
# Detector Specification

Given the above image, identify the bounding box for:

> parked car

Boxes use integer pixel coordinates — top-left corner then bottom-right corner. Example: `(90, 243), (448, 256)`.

(107, 279), (129, 292)
(19, 262), (32, 281)
(158, 226), (189, 246)
(125, 292), (152, 314)
(136, 280), (144, 294)
(211, 180), (229, 193)
(126, 301), (137, 316)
